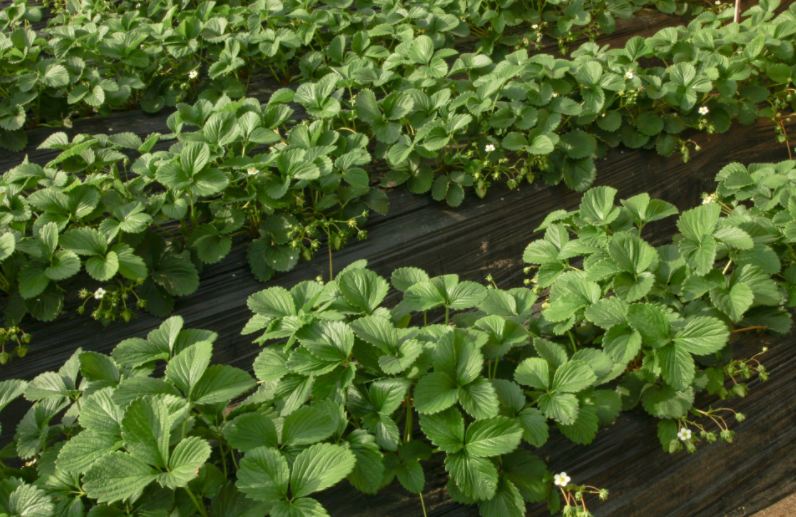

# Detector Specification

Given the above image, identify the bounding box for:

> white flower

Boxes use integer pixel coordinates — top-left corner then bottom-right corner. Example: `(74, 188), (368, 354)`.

(94, 288), (106, 300)
(699, 106), (709, 115)
(247, 167), (259, 176)
(552, 92), (559, 97)
(702, 193), (715, 205)
(485, 144), (496, 152)
(715, 0), (721, 4)
(189, 70), (198, 79)
(136, 2), (140, 6)
(625, 71), (634, 80)
(677, 428), (692, 441)
(554, 472), (571, 487)
(532, 24), (539, 29)
(63, 118), (73, 128)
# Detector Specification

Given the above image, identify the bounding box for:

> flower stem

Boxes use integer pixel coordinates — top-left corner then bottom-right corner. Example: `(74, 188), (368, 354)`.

(732, 326), (766, 333)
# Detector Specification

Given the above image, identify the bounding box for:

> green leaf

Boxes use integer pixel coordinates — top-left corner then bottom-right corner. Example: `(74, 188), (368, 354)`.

(626, 303), (671, 348)
(514, 358), (549, 390)
(560, 130), (596, 159)
(677, 203), (720, 241)
(656, 343), (695, 391)
(419, 407), (465, 454)
(602, 324), (642, 364)
(444, 451), (498, 501)
(580, 186), (620, 226)
(458, 376), (499, 420)
(224, 413), (279, 452)
(391, 267), (430, 292)
(57, 430), (119, 474)
(337, 268), (389, 314)
(641, 385), (694, 419)
(414, 372), (458, 414)
(160, 436), (211, 489)
(538, 392), (579, 424)
(269, 498), (329, 517)
(166, 341), (213, 396)
(710, 282), (754, 322)
(608, 232), (657, 274)
(121, 396), (170, 468)
(296, 321), (354, 362)
(282, 406), (337, 446)
(248, 287), (296, 318)
(672, 317), (729, 355)
(290, 443), (356, 498)
(464, 416), (522, 457)
(552, 360), (596, 393)
(345, 430), (385, 495)
(557, 403), (599, 445)
(478, 478), (525, 517)
(236, 446), (290, 502)
(191, 365), (256, 404)
(83, 452), (158, 503)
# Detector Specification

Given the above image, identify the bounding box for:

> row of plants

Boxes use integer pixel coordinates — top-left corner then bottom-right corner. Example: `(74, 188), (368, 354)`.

(0, 171), (792, 517)
(0, 0), (710, 147)
(3, 1), (796, 328)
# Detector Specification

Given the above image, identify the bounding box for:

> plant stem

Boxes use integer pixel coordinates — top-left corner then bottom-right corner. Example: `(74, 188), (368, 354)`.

(419, 492), (428, 517)
(404, 389), (413, 442)
(445, 305), (449, 324)
(567, 331), (578, 352)
(734, 0), (741, 23)
(732, 326), (766, 333)
(185, 486), (208, 517)
(722, 260), (733, 275)
(328, 245), (333, 280)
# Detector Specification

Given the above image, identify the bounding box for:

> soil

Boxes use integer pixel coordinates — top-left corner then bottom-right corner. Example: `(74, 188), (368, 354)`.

(749, 494), (796, 517)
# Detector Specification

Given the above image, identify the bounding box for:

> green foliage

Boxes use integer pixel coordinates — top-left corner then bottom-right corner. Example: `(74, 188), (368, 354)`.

(0, 0), (712, 149)
(5, 0), (796, 328)
(1, 171), (791, 515)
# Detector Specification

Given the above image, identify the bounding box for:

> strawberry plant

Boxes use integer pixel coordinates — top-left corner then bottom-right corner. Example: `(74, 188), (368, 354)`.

(0, 0), (732, 151)
(0, 178), (791, 515)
